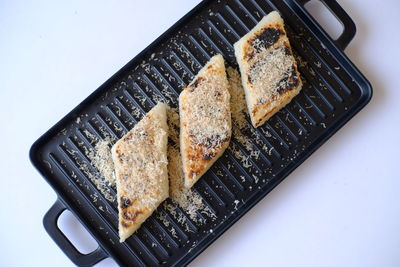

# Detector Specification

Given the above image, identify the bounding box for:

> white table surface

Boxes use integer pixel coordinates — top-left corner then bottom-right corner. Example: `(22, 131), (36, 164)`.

(1, 0), (399, 266)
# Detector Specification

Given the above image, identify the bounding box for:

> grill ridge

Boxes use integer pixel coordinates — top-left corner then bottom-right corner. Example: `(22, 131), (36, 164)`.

(31, 0), (371, 265)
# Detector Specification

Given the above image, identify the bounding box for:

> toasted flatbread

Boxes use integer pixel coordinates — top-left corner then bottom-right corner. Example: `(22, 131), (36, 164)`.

(234, 11), (302, 128)
(179, 54), (231, 189)
(111, 102), (169, 242)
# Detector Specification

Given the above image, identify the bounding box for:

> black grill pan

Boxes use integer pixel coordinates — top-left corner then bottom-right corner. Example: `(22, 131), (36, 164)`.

(30, 0), (372, 266)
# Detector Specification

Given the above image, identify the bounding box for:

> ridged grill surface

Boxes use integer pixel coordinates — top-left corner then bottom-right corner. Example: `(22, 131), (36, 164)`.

(32, 0), (370, 266)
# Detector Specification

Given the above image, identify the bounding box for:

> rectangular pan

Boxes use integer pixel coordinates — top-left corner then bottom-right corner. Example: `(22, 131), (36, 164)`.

(30, 0), (372, 266)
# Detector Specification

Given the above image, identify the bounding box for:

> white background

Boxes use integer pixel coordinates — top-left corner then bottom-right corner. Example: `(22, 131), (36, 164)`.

(1, 0), (399, 266)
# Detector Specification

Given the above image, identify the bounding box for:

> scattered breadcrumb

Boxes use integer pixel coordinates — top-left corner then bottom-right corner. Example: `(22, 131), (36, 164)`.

(227, 67), (247, 130)
(75, 155), (116, 203)
(83, 129), (97, 143)
(252, 174), (259, 184)
(63, 134), (116, 202)
(227, 67), (261, 163)
(233, 200), (240, 210)
(88, 137), (116, 187)
(157, 212), (178, 238)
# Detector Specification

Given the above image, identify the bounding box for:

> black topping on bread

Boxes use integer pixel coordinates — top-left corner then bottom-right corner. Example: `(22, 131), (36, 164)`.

(277, 65), (299, 94)
(251, 27), (283, 52)
(202, 152), (215, 161)
(283, 45), (291, 56)
(122, 210), (142, 221)
(120, 197), (132, 209)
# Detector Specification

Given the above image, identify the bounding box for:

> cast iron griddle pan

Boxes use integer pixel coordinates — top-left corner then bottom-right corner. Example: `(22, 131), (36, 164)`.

(30, 0), (372, 266)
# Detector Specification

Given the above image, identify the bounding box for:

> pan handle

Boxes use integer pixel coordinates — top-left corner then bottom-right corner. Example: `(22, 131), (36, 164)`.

(43, 199), (108, 267)
(298, 0), (356, 50)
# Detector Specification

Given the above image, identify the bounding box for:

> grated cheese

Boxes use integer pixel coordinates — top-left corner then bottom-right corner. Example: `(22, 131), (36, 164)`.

(88, 137), (116, 187)
(112, 103), (169, 242)
(248, 46), (294, 105)
(76, 157), (115, 203)
(112, 103), (169, 210)
(227, 67), (261, 163)
(167, 108), (216, 224)
(226, 67), (247, 130)
(157, 211), (179, 239)
(234, 11), (302, 128)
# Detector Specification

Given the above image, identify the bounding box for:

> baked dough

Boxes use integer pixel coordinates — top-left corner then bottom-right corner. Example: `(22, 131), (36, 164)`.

(111, 102), (169, 242)
(234, 11), (302, 128)
(179, 54), (231, 189)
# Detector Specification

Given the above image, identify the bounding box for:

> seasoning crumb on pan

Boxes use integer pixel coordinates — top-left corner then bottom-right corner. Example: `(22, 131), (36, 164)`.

(88, 137), (116, 187)
(67, 131), (116, 202)
(226, 67), (262, 166)
(157, 211), (179, 238)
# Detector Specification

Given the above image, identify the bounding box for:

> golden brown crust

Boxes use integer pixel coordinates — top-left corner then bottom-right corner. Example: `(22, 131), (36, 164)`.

(252, 84), (302, 127)
(179, 54), (231, 189)
(182, 134), (230, 184)
(112, 103), (169, 242)
(119, 197), (146, 229)
(234, 11), (302, 128)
